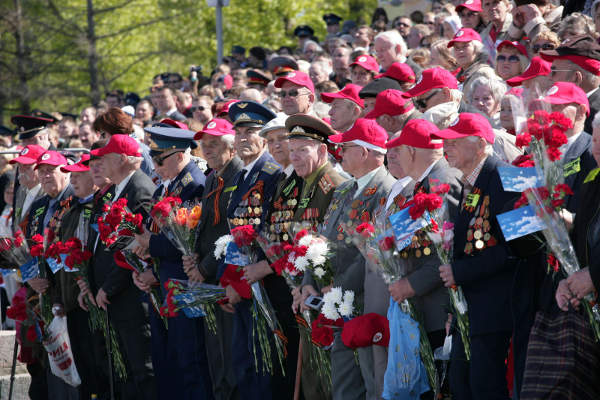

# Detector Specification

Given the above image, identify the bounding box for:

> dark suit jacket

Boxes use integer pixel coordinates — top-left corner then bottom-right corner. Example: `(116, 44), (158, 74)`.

(585, 89), (600, 134)
(574, 167), (600, 292)
(452, 155), (519, 335)
(562, 132), (597, 213)
(89, 170), (156, 321)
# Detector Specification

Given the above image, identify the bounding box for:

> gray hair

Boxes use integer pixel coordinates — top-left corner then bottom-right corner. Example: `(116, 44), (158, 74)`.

(374, 30), (407, 61)
(466, 136), (493, 155)
(303, 40), (323, 53)
(465, 76), (507, 104)
(592, 112), (600, 130)
(125, 155), (143, 167)
(221, 134), (235, 149)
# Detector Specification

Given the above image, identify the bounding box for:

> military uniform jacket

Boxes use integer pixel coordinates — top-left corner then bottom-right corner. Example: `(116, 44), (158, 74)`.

(452, 155), (519, 335)
(561, 132), (597, 213)
(195, 157), (244, 283)
(89, 170), (156, 321)
(305, 167), (395, 305)
(265, 170), (303, 242)
(149, 161), (205, 282)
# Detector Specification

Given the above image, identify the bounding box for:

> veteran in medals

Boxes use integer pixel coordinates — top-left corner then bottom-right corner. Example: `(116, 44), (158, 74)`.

(434, 113), (519, 400)
(132, 119), (212, 400)
(301, 118), (395, 400)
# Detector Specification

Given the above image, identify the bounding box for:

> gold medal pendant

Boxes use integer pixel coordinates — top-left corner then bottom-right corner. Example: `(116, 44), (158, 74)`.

(473, 230), (483, 240)
(423, 247), (431, 256)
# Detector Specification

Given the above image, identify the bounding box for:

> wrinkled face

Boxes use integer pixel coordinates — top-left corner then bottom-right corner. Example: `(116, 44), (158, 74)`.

(70, 171), (95, 198)
(350, 65), (373, 87)
(234, 126), (265, 163)
(100, 153), (124, 183)
(550, 59), (576, 84)
(328, 99), (358, 131)
(89, 158), (111, 187)
(153, 149), (183, 181)
(37, 164), (68, 198)
(80, 108), (96, 124)
(22, 131), (49, 148)
(79, 124), (99, 148)
(332, 47), (351, 71)
(201, 134), (234, 170)
(452, 41), (477, 68)
(303, 43), (319, 61)
(265, 128), (290, 167)
(499, 97), (514, 131)
(192, 99), (213, 124)
(496, 47), (523, 80)
(374, 37), (399, 70)
(459, 9), (481, 29)
(414, 88), (446, 112)
(17, 163), (38, 188)
(288, 138), (323, 178)
(279, 82), (313, 115)
(339, 142), (367, 176)
(482, 0), (508, 25)
(443, 137), (481, 172)
(386, 145), (411, 179)
(593, 126), (600, 165)
(309, 65), (329, 85)
(471, 85), (498, 117)
(135, 102), (153, 122)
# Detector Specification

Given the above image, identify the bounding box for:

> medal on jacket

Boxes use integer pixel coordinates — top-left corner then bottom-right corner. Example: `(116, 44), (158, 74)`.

(464, 195), (496, 255)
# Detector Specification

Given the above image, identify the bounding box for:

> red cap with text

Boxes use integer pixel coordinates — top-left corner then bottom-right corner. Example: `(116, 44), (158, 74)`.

(194, 118), (235, 139)
(506, 57), (551, 87)
(35, 151), (69, 170)
(328, 118), (388, 153)
(321, 84), (364, 107)
(350, 54), (380, 73)
(540, 82), (590, 115)
(90, 134), (141, 157)
(433, 113), (495, 144)
(403, 67), (458, 98)
(447, 28), (482, 48)
(341, 313), (390, 348)
(274, 70), (315, 93)
(456, 0), (482, 12)
(386, 119), (443, 149)
(365, 89), (414, 119)
(61, 154), (90, 173)
(374, 62), (416, 84)
(9, 144), (46, 165)
(497, 40), (528, 57)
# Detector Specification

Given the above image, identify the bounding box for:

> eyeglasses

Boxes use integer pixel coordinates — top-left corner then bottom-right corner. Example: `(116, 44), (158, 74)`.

(532, 43), (555, 53)
(414, 90), (439, 110)
(395, 22), (410, 28)
(277, 89), (309, 98)
(191, 106), (205, 112)
(153, 150), (183, 166)
(496, 55), (520, 63)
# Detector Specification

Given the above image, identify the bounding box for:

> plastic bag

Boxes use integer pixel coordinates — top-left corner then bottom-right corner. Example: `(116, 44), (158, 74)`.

(43, 316), (81, 387)
(382, 297), (429, 400)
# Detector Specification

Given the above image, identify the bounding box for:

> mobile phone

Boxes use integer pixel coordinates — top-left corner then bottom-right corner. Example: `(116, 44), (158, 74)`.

(304, 295), (323, 310)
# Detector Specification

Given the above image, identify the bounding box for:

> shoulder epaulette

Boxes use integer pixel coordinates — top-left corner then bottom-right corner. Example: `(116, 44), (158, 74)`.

(318, 173), (334, 195)
(181, 172), (193, 186)
(262, 162), (279, 175)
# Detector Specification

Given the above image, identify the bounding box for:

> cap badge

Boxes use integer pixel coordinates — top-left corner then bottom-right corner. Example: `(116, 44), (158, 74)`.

(287, 72), (296, 78)
(41, 153), (51, 161)
(237, 102), (248, 109)
(291, 126), (306, 133)
(456, 30), (464, 37)
(546, 86), (559, 96)
(449, 116), (460, 127)
(207, 121), (217, 129)
(372, 332), (383, 343)
(21, 148), (29, 156)
(358, 56), (367, 63)
(465, 0), (473, 4)
(237, 113), (251, 122)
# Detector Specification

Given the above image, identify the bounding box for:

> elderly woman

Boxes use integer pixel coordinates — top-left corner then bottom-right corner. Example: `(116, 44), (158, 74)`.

(530, 30), (560, 57)
(464, 76), (506, 124)
(456, 0), (485, 32)
(495, 40), (529, 81)
(448, 28), (495, 88)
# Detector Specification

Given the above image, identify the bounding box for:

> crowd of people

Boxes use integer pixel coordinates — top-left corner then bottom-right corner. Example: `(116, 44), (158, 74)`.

(1, 0), (600, 399)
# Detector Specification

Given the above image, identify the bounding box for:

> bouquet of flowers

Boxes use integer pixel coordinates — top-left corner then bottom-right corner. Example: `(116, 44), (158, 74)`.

(150, 196), (202, 256)
(215, 225), (286, 376)
(320, 287), (356, 321)
(97, 198), (144, 250)
(0, 230), (32, 269)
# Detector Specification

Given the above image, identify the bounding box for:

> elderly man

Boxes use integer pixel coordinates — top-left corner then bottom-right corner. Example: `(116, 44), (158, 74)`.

(479, 0), (512, 59)
(309, 60), (333, 86)
(181, 118), (244, 400)
(88, 135), (157, 400)
(350, 55), (379, 87)
(260, 113), (292, 175)
(541, 35), (600, 133)
(434, 113), (518, 400)
(322, 84), (364, 132)
(151, 86), (187, 122)
(132, 120), (210, 399)
(274, 71), (316, 116)
(331, 45), (352, 88)
(11, 113), (54, 149)
(385, 119), (462, 400)
(9, 145), (45, 232)
(374, 30), (422, 77)
(301, 118), (394, 400)
(365, 89), (421, 138)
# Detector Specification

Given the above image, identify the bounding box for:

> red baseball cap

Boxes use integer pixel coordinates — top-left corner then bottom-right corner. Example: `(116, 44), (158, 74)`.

(216, 99), (238, 117)
(321, 84), (364, 108)
(194, 118), (235, 139)
(365, 89), (414, 119)
(456, 0), (482, 12)
(350, 54), (380, 73)
(90, 134), (141, 157)
(447, 28), (482, 48)
(433, 113), (495, 144)
(9, 144), (46, 165)
(35, 151), (69, 170)
(544, 54), (600, 76)
(61, 154), (90, 173)
(386, 119), (443, 149)
(540, 82), (590, 115)
(160, 118), (190, 130)
(328, 118), (388, 153)
(274, 70), (315, 93)
(506, 57), (551, 87)
(374, 62), (416, 84)
(497, 40), (528, 57)
(341, 313), (390, 348)
(403, 67), (458, 98)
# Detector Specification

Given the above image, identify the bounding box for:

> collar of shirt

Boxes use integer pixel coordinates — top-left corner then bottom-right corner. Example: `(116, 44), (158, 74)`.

(417, 161), (438, 184)
(114, 171), (136, 199)
(283, 164), (294, 178)
(386, 176), (413, 210)
(463, 157), (487, 188)
(166, 107), (179, 116)
(78, 194), (95, 204)
(561, 131), (582, 156)
(242, 152), (263, 180)
(354, 166), (382, 199)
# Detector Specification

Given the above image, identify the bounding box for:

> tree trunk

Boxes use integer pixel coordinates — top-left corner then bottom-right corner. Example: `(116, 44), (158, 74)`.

(86, 0), (101, 106)
(13, 0), (30, 114)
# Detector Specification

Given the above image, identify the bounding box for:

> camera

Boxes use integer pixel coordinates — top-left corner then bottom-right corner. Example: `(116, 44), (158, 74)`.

(304, 295), (324, 310)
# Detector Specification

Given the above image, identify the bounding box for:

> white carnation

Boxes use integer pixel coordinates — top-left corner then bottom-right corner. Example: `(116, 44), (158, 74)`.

(214, 235), (233, 259)
(338, 301), (354, 318)
(329, 286), (343, 305)
(298, 234), (314, 247)
(294, 256), (309, 272)
(314, 266), (326, 278)
(321, 301), (340, 321)
(343, 290), (355, 305)
(306, 241), (328, 266)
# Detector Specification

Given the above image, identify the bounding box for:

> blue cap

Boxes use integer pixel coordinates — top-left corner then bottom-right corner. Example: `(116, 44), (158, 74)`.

(144, 119), (197, 156)
(228, 101), (276, 127)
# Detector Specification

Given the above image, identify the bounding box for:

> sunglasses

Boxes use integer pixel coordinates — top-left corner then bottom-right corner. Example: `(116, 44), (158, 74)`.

(153, 150), (183, 166)
(414, 90), (439, 110)
(497, 55), (520, 63)
(395, 22), (410, 28)
(277, 89), (308, 98)
(532, 43), (555, 53)
(191, 106), (206, 112)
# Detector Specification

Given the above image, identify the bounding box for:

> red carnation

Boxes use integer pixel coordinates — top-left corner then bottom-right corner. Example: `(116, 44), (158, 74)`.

(547, 253), (560, 272)
(553, 183), (574, 197)
(311, 313), (344, 347)
(231, 225), (257, 247)
(432, 183), (450, 195)
(30, 244), (44, 257)
(380, 236), (395, 251)
(515, 133), (531, 148)
(355, 222), (375, 237)
(31, 234), (43, 244)
(512, 154), (535, 168)
(526, 121), (543, 140)
(533, 110), (550, 125)
(549, 112), (573, 130)
(546, 147), (562, 162)
(294, 229), (309, 242)
(513, 192), (529, 209)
